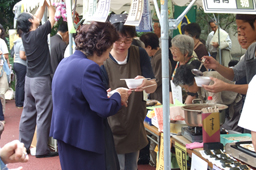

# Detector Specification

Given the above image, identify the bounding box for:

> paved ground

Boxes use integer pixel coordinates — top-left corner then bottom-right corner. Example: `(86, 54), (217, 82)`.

(0, 99), (155, 170)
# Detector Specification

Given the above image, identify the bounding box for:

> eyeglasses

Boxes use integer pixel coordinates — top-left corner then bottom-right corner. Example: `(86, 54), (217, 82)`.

(115, 37), (133, 45)
(170, 47), (179, 53)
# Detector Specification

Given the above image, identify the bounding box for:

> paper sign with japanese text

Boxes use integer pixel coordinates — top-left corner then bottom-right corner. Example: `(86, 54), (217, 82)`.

(83, 0), (97, 24)
(170, 80), (183, 105)
(156, 133), (164, 170)
(125, 0), (144, 26)
(202, 0), (256, 14)
(175, 142), (187, 170)
(89, 0), (110, 22)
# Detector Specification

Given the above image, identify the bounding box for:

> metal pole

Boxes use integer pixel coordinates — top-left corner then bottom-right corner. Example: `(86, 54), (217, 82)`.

(161, 0), (170, 169)
(69, 0), (73, 55)
(218, 14), (222, 65)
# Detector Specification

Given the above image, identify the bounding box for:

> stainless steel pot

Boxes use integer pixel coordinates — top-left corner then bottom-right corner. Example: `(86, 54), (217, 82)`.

(181, 104), (228, 127)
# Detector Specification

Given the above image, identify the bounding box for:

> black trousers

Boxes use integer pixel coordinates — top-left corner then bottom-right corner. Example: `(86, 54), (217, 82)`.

(13, 63), (26, 107)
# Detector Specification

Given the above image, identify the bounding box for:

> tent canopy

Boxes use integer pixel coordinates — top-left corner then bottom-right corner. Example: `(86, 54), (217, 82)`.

(20, 0), (203, 14)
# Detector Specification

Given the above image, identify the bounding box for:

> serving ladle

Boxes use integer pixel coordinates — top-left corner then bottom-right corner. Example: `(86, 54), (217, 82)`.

(191, 58), (205, 76)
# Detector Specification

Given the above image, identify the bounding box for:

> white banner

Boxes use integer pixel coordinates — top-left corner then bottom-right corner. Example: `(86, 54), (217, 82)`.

(203, 0), (256, 14)
(89, 0), (111, 22)
(83, 0), (97, 24)
(125, 0), (144, 26)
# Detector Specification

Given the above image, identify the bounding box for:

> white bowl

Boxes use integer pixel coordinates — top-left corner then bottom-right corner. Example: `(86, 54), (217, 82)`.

(123, 79), (143, 89)
(194, 76), (211, 87)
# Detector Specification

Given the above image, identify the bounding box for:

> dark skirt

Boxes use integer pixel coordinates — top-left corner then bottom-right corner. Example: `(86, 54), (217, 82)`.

(57, 140), (105, 170)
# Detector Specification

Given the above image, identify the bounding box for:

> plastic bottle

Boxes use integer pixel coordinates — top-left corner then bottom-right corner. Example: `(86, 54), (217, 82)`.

(206, 96), (214, 104)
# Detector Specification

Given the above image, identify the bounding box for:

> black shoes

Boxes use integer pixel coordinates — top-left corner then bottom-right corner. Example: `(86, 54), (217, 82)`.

(36, 151), (59, 158)
(26, 148), (30, 154)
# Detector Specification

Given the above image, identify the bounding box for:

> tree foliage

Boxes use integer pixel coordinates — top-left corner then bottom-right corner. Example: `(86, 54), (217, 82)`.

(0, 0), (20, 34)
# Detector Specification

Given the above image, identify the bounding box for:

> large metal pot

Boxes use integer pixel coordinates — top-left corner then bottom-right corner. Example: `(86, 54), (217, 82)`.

(181, 104), (228, 127)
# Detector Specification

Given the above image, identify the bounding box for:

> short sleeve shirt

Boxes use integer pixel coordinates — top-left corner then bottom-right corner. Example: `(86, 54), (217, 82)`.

(14, 38), (26, 66)
(0, 38), (9, 65)
(233, 42), (256, 82)
(22, 21), (52, 77)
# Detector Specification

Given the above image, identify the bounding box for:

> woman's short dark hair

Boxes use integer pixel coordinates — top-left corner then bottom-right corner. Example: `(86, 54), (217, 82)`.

(140, 33), (159, 50)
(173, 64), (195, 86)
(0, 24), (6, 39)
(16, 13), (33, 33)
(112, 22), (136, 38)
(173, 60), (202, 86)
(75, 21), (119, 57)
(183, 23), (201, 39)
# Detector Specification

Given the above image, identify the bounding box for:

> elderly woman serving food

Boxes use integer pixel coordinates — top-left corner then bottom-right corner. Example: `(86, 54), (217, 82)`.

(170, 34), (205, 104)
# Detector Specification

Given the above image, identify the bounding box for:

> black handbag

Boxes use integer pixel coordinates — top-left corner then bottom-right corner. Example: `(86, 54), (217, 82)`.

(104, 119), (120, 170)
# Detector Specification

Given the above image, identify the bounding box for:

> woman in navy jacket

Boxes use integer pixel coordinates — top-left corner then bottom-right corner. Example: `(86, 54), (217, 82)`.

(50, 21), (131, 170)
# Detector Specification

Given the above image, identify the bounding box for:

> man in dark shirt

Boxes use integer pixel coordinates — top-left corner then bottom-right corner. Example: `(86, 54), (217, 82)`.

(16, 0), (58, 158)
(50, 22), (69, 76)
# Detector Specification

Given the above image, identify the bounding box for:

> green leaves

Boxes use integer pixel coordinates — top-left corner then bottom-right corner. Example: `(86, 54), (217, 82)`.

(0, 0), (20, 31)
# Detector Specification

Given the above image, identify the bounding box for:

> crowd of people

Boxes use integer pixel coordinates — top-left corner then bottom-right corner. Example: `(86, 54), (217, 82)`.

(0, 0), (256, 169)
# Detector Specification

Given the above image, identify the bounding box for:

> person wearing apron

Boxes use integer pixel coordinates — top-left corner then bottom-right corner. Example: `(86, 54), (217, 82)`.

(101, 13), (157, 170)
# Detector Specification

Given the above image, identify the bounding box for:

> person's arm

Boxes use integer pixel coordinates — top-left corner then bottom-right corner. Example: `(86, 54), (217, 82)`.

(45, 0), (56, 28)
(225, 34), (232, 50)
(185, 95), (196, 104)
(169, 92), (173, 104)
(3, 54), (9, 66)
(34, 0), (47, 21)
(134, 76), (157, 94)
(252, 131), (256, 152)
(203, 56), (235, 80)
(19, 51), (26, 60)
(202, 77), (248, 94)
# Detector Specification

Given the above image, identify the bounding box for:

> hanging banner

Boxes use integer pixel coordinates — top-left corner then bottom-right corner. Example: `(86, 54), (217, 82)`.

(124, 0), (144, 26)
(83, 0), (97, 24)
(202, 0), (256, 14)
(89, 0), (111, 22)
(136, 0), (152, 32)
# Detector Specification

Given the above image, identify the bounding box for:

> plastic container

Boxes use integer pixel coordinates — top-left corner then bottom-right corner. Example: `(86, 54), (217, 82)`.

(206, 96), (213, 104)
(220, 133), (252, 146)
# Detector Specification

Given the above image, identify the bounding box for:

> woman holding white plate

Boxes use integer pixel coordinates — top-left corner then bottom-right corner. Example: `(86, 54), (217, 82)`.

(101, 13), (156, 170)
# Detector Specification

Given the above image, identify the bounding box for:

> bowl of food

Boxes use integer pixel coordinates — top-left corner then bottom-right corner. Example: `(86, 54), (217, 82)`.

(194, 76), (211, 87)
(123, 79), (143, 89)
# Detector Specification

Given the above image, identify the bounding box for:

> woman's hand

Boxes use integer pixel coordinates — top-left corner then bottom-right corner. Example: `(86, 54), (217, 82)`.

(115, 88), (132, 107)
(134, 75), (156, 93)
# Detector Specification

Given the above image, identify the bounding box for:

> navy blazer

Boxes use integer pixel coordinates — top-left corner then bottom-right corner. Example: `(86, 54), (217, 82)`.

(50, 50), (121, 154)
